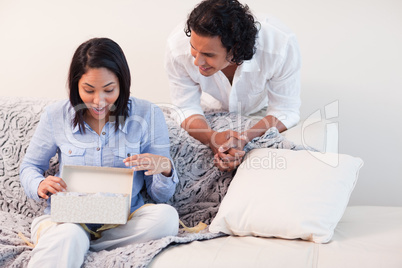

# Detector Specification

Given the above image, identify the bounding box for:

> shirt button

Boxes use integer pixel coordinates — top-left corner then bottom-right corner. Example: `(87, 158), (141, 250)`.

(68, 150), (72, 154)
(96, 147), (100, 151)
(102, 132), (106, 135)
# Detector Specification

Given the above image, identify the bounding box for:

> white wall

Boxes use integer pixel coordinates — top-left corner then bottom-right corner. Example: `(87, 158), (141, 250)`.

(1, 0), (401, 206)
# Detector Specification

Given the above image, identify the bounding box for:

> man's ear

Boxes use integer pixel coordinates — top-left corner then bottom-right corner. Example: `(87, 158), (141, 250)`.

(226, 49), (234, 62)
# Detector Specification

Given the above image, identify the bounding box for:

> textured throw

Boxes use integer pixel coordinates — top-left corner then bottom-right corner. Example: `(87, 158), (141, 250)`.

(0, 97), (306, 267)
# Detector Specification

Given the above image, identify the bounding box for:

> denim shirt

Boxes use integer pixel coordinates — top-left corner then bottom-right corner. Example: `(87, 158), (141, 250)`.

(20, 97), (178, 215)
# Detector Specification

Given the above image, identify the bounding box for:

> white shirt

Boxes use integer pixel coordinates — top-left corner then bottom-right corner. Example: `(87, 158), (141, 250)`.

(165, 16), (301, 129)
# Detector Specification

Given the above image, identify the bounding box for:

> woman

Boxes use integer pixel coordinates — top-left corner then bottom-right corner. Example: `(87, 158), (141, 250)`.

(20, 37), (179, 267)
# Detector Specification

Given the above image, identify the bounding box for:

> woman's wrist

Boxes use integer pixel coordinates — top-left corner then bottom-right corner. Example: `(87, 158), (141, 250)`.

(161, 159), (173, 177)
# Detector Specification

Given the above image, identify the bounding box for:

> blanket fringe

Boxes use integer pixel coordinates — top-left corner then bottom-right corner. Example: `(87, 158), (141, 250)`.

(18, 220), (57, 248)
(18, 232), (35, 248)
(179, 220), (207, 233)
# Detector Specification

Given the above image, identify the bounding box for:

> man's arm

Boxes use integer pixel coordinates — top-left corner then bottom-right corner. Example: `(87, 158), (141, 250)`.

(218, 115), (286, 154)
(182, 113), (287, 171)
(181, 114), (219, 154)
(242, 115), (287, 141)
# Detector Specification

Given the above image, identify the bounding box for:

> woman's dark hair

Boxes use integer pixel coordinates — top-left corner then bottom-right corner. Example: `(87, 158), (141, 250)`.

(68, 37), (131, 133)
(185, 0), (259, 65)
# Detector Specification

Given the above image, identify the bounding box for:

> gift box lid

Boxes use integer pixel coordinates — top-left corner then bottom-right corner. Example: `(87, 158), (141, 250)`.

(61, 165), (134, 204)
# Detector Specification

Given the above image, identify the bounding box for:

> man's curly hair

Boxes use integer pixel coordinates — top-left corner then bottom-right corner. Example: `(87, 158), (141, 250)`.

(185, 0), (259, 65)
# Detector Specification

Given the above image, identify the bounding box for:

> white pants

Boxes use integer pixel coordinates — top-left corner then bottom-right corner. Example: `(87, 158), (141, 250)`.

(28, 204), (179, 268)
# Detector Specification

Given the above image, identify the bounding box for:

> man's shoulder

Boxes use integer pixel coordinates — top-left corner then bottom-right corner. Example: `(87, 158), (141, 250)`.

(255, 14), (298, 54)
(166, 21), (191, 58)
(257, 14), (295, 36)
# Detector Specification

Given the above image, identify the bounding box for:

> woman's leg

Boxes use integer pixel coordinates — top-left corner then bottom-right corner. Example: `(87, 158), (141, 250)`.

(90, 204), (179, 251)
(29, 215), (90, 268)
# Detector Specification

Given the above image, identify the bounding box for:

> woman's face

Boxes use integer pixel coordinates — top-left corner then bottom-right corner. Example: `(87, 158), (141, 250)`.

(78, 67), (120, 123)
(190, 31), (233, 77)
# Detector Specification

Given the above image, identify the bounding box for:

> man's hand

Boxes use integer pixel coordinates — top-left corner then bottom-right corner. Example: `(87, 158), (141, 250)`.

(214, 149), (245, 171)
(212, 130), (247, 171)
(217, 131), (248, 153)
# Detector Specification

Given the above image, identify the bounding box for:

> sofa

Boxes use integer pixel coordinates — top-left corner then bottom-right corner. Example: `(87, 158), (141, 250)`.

(1, 96), (402, 268)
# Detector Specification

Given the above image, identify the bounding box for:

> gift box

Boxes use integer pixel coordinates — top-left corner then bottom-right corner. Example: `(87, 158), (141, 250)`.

(51, 165), (133, 224)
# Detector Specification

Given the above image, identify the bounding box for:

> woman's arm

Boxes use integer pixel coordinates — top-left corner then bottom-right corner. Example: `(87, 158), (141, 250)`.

(124, 104), (178, 203)
(19, 108), (61, 200)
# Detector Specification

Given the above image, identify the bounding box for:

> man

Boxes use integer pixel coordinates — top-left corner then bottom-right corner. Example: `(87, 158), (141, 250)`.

(165, 0), (301, 171)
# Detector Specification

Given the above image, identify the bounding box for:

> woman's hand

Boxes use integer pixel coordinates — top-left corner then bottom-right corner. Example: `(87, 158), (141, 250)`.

(38, 176), (67, 199)
(123, 153), (173, 177)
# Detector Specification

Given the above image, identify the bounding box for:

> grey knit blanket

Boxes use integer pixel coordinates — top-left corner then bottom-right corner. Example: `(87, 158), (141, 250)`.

(0, 98), (306, 267)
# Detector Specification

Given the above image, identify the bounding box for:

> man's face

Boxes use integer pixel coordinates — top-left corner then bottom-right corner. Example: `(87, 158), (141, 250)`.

(190, 31), (232, 77)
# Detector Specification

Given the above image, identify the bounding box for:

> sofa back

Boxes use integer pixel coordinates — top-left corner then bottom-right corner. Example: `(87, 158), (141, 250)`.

(0, 97), (59, 217)
(0, 96), (269, 226)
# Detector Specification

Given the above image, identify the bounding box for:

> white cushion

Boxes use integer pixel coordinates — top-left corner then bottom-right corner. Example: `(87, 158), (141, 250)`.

(282, 118), (338, 153)
(209, 148), (363, 243)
